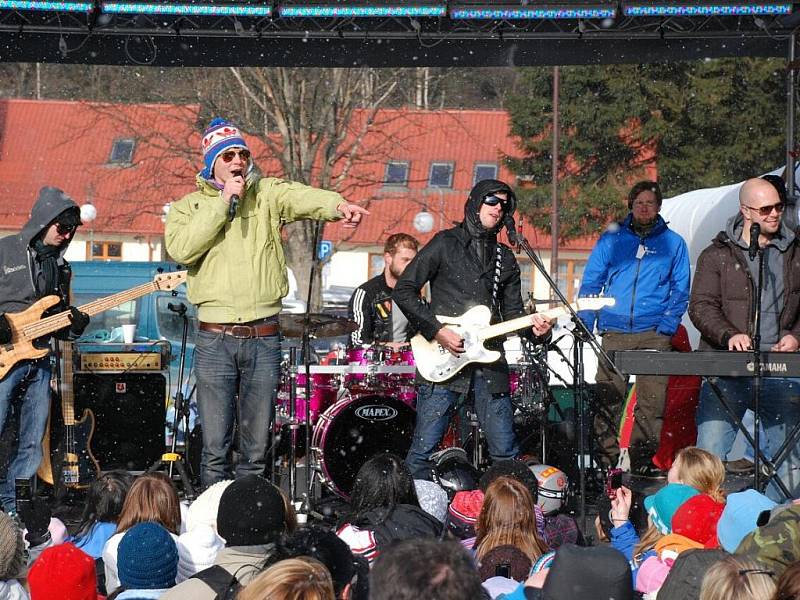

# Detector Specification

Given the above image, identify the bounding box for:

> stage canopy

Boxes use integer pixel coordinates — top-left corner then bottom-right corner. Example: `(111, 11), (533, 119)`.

(0, 1), (798, 67)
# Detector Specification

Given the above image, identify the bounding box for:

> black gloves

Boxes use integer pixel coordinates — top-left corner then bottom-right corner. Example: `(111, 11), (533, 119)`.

(68, 306), (90, 337)
(0, 313), (11, 344)
(18, 496), (51, 547)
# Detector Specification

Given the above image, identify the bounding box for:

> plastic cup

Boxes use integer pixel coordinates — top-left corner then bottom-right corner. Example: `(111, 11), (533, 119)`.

(122, 324), (136, 344)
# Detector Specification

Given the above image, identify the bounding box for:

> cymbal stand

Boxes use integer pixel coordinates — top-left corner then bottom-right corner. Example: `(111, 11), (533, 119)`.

(287, 347), (300, 504)
(297, 219), (324, 518)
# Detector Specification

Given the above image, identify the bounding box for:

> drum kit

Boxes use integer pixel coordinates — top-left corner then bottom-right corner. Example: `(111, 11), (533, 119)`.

(275, 313), (418, 499)
(274, 313), (558, 502)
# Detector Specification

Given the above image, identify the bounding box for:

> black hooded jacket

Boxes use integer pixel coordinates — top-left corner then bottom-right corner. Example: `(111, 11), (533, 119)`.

(393, 179), (540, 394)
(0, 187), (79, 317)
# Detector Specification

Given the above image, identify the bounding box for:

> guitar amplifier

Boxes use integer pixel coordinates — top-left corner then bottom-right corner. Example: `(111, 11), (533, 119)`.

(74, 341), (170, 373)
(73, 372), (166, 471)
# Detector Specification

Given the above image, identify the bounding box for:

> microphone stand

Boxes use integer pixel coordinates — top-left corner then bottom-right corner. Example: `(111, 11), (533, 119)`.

(752, 245), (765, 491)
(505, 217), (623, 527)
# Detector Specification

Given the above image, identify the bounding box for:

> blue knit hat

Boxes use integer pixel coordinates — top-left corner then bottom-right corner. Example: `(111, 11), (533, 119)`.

(717, 489), (776, 553)
(643, 483), (699, 535)
(200, 117), (249, 180)
(118, 522), (178, 590)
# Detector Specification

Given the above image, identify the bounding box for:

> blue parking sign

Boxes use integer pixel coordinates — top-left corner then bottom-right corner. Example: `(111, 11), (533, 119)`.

(318, 240), (334, 260)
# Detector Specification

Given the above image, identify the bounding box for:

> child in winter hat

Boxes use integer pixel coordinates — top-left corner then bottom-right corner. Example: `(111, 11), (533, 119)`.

(116, 522), (179, 596)
(28, 542), (100, 600)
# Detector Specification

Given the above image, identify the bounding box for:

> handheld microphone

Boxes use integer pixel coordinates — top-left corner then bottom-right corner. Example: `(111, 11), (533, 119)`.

(228, 194), (239, 222)
(749, 223), (761, 261)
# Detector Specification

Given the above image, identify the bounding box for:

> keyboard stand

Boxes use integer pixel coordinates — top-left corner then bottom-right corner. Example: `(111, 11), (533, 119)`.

(707, 380), (793, 499)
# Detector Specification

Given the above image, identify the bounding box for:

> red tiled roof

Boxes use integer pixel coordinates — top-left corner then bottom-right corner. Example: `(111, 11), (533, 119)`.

(0, 100), (596, 251)
(0, 98), (200, 234)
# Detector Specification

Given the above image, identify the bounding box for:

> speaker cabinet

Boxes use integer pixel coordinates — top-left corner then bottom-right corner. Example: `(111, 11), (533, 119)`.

(73, 373), (166, 471)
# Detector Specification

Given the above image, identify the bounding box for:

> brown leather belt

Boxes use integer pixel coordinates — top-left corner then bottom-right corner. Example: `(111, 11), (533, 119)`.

(199, 320), (279, 339)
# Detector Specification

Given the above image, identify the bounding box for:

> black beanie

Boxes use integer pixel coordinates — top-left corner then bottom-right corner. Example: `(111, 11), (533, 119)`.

(479, 459), (539, 502)
(543, 544), (633, 600)
(216, 475), (286, 546)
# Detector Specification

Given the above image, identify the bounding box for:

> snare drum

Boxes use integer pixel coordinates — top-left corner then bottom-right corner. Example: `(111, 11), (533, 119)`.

(312, 393), (416, 498)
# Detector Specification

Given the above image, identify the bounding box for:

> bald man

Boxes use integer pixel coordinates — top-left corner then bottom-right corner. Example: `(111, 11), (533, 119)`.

(690, 177), (800, 499)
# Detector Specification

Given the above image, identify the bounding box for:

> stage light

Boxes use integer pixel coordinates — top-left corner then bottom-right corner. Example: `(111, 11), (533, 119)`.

(623, 4), (792, 17)
(450, 4), (616, 20)
(278, 4), (447, 18)
(0, 1), (93, 10)
(101, 2), (272, 16)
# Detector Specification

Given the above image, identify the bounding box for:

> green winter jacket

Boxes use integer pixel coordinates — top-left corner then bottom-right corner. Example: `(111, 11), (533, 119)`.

(165, 174), (343, 323)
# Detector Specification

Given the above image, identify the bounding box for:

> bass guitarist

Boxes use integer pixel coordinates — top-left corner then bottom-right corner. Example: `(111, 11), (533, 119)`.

(0, 187), (89, 514)
(393, 179), (553, 480)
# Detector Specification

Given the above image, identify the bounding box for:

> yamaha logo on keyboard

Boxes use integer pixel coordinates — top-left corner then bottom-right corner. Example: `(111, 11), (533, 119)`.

(747, 361), (788, 373)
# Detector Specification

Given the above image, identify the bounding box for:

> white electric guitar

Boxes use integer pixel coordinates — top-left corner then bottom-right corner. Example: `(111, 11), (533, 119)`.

(411, 297), (615, 383)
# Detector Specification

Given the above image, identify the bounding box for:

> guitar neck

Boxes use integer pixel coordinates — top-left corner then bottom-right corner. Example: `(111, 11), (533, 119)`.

(479, 304), (570, 341)
(21, 281), (162, 341)
(61, 343), (76, 426)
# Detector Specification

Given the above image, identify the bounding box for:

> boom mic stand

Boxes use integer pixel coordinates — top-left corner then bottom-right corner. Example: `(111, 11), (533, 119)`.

(504, 216), (623, 526)
(146, 301), (196, 501)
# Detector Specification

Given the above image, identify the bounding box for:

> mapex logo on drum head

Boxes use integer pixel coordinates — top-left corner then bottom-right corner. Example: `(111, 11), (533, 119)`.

(355, 405), (398, 421)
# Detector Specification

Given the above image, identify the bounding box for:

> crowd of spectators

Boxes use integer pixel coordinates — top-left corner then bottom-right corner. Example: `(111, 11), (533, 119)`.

(2, 447), (800, 599)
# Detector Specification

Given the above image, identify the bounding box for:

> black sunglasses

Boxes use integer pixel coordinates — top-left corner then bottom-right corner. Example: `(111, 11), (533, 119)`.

(55, 222), (77, 235)
(482, 194), (510, 209)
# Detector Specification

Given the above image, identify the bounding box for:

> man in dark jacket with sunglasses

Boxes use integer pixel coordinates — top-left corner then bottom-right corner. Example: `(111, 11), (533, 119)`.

(393, 179), (553, 479)
(690, 177), (800, 500)
(0, 187), (89, 512)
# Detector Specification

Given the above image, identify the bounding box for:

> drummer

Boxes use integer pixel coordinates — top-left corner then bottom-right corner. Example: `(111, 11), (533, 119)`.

(348, 233), (419, 350)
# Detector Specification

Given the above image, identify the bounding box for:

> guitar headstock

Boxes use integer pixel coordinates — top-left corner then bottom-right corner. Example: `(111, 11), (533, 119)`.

(575, 296), (616, 311)
(154, 271), (188, 291)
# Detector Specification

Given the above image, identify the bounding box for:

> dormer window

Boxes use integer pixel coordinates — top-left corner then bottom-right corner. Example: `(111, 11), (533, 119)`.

(109, 138), (135, 164)
(429, 162), (454, 188)
(474, 163), (498, 184)
(384, 161), (409, 187)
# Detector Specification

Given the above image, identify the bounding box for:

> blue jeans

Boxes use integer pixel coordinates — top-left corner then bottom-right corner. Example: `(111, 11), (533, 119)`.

(194, 330), (281, 488)
(696, 376), (800, 500)
(0, 357), (51, 511)
(406, 371), (518, 479)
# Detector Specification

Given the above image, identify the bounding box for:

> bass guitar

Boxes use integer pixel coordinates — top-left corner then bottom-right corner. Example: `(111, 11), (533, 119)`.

(0, 271), (186, 381)
(38, 342), (100, 488)
(411, 297), (615, 383)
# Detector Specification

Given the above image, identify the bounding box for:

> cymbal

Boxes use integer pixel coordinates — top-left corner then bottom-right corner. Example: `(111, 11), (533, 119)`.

(279, 313), (357, 338)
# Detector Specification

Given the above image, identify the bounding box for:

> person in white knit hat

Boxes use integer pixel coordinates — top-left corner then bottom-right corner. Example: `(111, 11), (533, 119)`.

(175, 479), (233, 582)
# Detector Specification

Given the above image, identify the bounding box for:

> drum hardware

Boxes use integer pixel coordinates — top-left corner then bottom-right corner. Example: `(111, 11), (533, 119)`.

(278, 313), (359, 339)
(287, 346), (302, 505)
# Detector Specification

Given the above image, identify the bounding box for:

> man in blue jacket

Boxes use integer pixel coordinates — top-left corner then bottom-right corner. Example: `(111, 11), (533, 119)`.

(578, 181), (690, 478)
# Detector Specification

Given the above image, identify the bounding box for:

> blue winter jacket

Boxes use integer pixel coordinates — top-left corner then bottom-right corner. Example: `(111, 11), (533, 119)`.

(578, 214), (690, 335)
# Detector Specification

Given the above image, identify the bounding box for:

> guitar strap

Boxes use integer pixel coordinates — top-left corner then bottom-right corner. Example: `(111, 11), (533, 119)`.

(490, 244), (503, 319)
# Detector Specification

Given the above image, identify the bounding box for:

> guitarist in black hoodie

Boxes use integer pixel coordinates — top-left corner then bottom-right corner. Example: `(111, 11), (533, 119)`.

(0, 187), (89, 514)
(393, 179), (553, 479)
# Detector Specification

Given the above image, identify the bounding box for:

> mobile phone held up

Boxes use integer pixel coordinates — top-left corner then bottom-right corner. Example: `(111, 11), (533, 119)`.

(606, 468), (624, 500)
